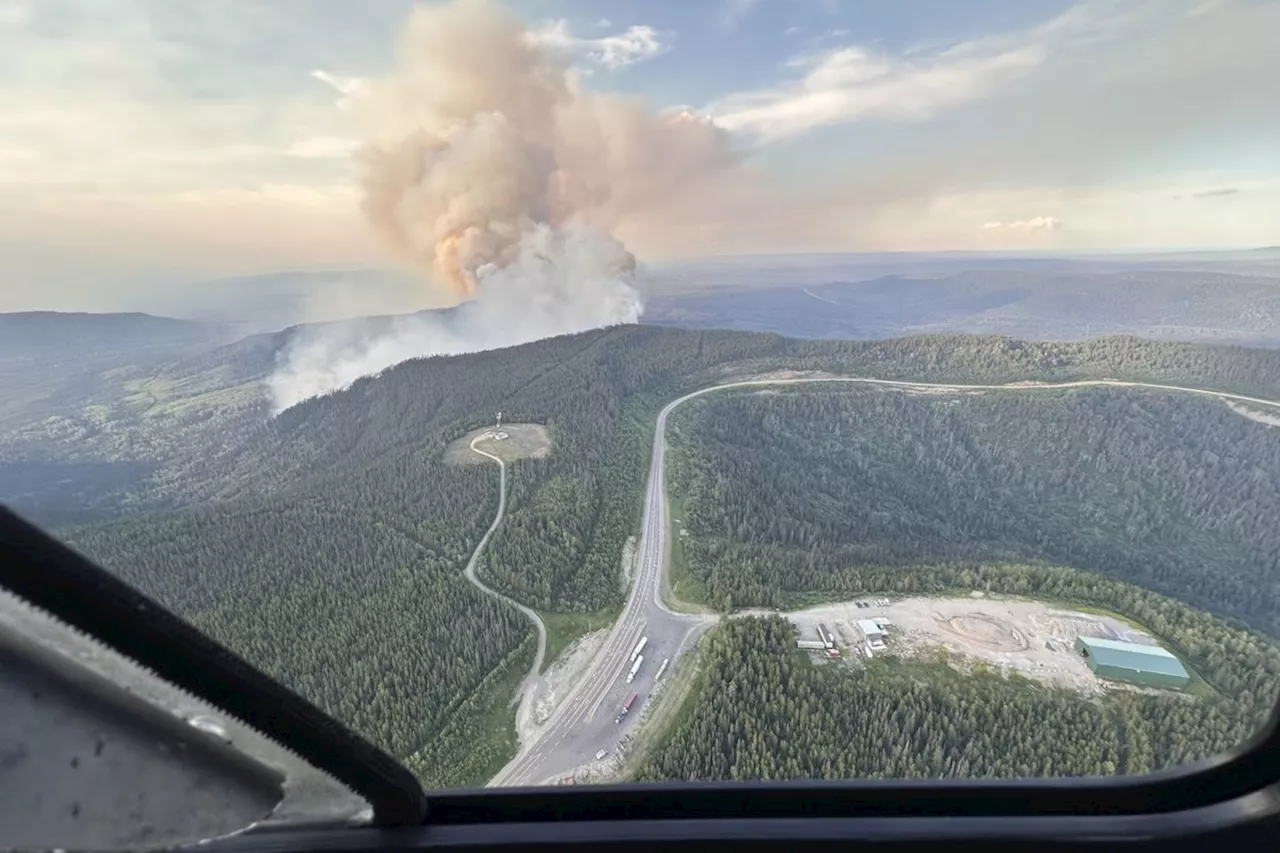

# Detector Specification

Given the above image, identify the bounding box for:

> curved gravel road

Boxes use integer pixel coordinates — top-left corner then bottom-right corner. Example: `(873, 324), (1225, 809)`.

(465, 435), (547, 728)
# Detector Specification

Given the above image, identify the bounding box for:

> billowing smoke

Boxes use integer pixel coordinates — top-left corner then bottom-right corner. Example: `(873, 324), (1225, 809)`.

(269, 0), (737, 411)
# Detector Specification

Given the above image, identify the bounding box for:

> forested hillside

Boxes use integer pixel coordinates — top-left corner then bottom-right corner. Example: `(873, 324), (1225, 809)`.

(36, 327), (1280, 786)
(637, 615), (1272, 782)
(644, 381), (1280, 785)
(668, 385), (1280, 636)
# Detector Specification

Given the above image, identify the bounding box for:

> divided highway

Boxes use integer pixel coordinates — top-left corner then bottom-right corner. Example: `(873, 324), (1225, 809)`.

(486, 376), (1280, 787)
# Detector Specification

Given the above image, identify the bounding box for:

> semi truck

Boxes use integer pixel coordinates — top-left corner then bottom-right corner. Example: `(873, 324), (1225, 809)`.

(818, 623), (836, 649)
(615, 691), (638, 723)
(630, 636), (648, 662)
(626, 654), (644, 684)
(654, 658), (670, 682)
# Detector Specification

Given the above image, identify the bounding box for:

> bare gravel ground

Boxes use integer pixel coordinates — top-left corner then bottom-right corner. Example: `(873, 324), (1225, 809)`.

(516, 628), (608, 747)
(443, 423), (552, 465)
(787, 595), (1161, 694)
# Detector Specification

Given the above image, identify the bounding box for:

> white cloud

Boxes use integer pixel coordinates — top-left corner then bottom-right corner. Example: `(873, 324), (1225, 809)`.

(705, 0), (1193, 142)
(981, 216), (1063, 231)
(717, 0), (760, 31)
(286, 136), (360, 159)
(527, 20), (670, 70)
(310, 69), (369, 110)
(0, 0), (28, 27)
(710, 41), (1044, 141)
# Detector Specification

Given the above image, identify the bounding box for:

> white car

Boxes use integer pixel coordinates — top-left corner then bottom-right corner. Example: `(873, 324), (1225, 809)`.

(595, 748), (608, 760)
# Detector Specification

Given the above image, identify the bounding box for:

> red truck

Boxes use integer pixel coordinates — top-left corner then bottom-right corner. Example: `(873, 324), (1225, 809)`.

(615, 691), (638, 724)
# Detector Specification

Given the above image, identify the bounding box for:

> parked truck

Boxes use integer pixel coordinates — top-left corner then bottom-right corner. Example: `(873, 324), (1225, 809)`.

(630, 636), (649, 662)
(615, 691), (638, 723)
(654, 658), (670, 682)
(626, 654), (644, 684)
(818, 623), (836, 649)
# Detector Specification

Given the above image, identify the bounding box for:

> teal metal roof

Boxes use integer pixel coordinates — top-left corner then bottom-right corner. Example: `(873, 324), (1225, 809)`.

(1076, 636), (1189, 678)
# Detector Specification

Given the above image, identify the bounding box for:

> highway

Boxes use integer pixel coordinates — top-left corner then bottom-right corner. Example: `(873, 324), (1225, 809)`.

(487, 389), (711, 787)
(486, 375), (1280, 787)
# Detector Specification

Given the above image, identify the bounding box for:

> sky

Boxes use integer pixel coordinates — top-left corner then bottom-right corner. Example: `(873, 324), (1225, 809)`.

(1, 0), (1278, 311)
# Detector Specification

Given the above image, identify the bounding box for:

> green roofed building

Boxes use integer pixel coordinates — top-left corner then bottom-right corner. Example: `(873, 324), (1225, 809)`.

(1074, 636), (1190, 689)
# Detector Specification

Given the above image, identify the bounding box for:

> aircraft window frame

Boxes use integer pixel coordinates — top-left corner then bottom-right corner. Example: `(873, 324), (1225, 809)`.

(3, 503), (1279, 849)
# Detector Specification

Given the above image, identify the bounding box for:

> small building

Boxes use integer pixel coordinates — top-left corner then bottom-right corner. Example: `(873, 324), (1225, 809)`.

(858, 619), (886, 649)
(797, 639), (827, 650)
(1074, 636), (1190, 689)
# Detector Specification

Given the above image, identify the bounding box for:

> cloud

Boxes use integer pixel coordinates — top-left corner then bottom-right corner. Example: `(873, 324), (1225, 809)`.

(697, 0), (1279, 258)
(1191, 187), (1240, 198)
(0, 3), (358, 193)
(705, 0), (1263, 144)
(286, 135), (359, 159)
(709, 37), (1045, 141)
(981, 217), (1062, 231)
(717, 0), (760, 30)
(310, 69), (369, 110)
(527, 20), (670, 70)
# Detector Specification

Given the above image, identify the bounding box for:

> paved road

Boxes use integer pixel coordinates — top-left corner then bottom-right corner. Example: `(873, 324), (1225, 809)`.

(465, 436), (547, 715)
(487, 375), (1280, 787)
(487, 389), (715, 787)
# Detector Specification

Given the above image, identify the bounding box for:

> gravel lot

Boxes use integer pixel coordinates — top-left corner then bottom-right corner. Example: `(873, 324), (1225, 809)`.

(787, 595), (1159, 694)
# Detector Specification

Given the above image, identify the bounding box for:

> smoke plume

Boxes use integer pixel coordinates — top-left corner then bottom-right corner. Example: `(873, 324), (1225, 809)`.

(269, 0), (737, 411)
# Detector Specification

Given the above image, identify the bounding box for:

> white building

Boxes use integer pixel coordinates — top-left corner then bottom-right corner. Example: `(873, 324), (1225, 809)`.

(858, 619), (886, 649)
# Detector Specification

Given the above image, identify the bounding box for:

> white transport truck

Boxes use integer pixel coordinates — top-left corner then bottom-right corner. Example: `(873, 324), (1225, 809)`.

(626, 655), (644, 684)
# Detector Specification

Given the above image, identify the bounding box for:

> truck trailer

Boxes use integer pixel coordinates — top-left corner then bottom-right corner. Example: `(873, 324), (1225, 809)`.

(654, 658), (670, 681)
(615, 691), (638, 723)
(626, 655), (644, 684)
(630, 636), (648, 662)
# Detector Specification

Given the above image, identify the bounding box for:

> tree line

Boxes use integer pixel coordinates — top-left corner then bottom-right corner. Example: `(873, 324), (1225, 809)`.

(637, 616), (1263, 783)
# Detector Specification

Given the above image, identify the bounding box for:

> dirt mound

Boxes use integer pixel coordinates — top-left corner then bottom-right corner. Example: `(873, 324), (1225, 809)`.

(944, 614), (1028, 651)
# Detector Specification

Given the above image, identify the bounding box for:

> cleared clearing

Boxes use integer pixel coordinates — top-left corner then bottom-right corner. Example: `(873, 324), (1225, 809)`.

(786, 595), (1171, 695)
(1226, 400), (1280, 427)
(443, 423), (552, 465)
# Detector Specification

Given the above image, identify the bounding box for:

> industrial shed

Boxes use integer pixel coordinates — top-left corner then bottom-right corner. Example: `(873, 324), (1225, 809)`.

(858, 619), (886, 649)
(1074, 636), (1190, 689)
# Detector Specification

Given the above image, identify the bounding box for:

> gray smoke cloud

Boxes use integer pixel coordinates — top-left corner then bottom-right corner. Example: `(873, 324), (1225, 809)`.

(269, 0), (738, 411)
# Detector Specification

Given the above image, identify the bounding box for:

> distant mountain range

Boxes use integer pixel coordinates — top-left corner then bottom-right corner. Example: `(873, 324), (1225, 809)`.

(642, 265), (1280, 347)
(0, 311), (224, 361)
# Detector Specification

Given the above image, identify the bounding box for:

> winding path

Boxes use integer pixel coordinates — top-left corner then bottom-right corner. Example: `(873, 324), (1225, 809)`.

(465, 436), (546, 729)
